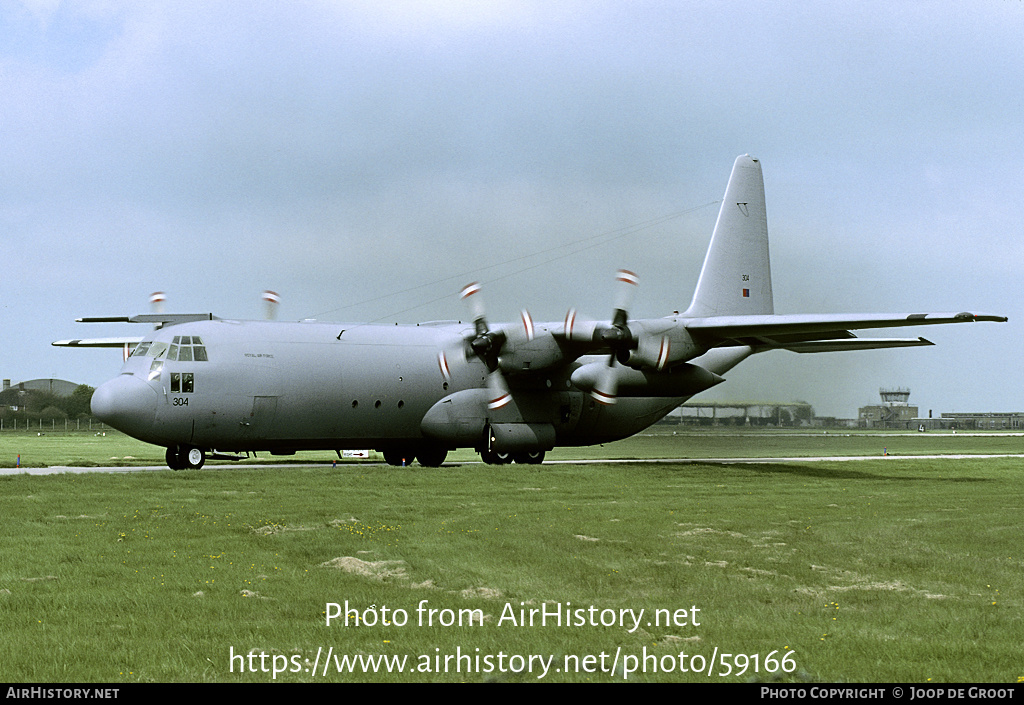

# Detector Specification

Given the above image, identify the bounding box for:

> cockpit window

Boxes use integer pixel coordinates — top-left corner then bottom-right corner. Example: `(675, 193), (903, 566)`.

(171, 336), (208, 361)
(131, 336), (207, 361)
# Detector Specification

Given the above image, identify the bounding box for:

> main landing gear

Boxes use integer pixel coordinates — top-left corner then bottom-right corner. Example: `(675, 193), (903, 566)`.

(165, 445), (205, 470)
(381, 446), (449, 468)
(480, 449), (545, 465)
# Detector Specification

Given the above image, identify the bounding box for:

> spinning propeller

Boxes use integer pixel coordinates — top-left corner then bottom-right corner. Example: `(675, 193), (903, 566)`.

(262, 290), (281, 320)
(455, 269), (646, 410)
(458, 281), (534, 411)
(149, 291), (166, 314)
(567, 269), (639, 405)
(146, 290), (281, 320)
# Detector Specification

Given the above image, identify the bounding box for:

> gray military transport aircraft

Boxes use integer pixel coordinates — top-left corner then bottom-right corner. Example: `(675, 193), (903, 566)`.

(55, 155), (1007, 469)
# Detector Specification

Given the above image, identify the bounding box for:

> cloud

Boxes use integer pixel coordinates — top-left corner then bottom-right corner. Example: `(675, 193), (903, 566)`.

(1, 1), (1019, 417)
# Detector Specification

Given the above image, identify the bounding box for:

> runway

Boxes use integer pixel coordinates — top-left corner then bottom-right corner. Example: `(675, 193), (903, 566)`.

(5, 453), (1024, 475)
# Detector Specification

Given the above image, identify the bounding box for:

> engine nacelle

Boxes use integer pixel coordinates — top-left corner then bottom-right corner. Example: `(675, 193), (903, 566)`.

(621, 320), (701, 370)
(497, 327), (565, 374)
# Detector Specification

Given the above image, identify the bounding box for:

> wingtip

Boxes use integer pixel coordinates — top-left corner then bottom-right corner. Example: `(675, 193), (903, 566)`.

(971, 313), (1009, 323)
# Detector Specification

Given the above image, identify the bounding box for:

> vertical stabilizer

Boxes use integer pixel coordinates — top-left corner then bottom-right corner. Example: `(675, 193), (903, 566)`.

(684, 155), (773, 317)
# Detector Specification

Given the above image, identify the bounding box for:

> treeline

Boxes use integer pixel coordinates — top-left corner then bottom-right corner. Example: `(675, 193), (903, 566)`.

(0, 385), (95, 421)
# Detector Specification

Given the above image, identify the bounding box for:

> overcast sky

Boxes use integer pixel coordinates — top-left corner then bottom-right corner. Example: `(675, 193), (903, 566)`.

(2, 0), (1020, 417)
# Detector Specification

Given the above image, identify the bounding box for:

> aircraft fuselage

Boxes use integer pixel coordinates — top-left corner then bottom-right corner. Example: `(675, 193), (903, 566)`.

(90, 318), (692, 464)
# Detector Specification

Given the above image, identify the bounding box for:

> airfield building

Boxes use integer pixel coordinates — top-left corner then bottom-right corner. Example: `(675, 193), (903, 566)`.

(672, 401), (814, 427)
(916, 412), (1024, 431)
(858, 387), (918, 429)
(3, 378), (80, 397)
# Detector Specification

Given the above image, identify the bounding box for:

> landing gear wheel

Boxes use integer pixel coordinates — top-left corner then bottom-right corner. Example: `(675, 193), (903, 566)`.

(165, 446), (185, 470)
(513, 450), (545, 465)
(184, 447), (205, 469)
(416, 447), (448, 467)
(167, 445), (205, 470)
(480, 449), (511, 465)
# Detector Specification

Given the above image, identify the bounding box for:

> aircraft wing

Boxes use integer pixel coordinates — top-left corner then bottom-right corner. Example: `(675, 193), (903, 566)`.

(52, 337), (144, 349)
(685, 312), (1008, 351)
(76, 313), (216, 326)
(52, 313), (218, 349)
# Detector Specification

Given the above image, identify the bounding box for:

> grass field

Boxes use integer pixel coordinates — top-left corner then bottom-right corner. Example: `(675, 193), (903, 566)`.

(0, 430), (1022, 682)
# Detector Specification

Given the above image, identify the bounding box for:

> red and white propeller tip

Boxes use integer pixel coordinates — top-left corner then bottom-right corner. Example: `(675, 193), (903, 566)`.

(613, 269), (639, 314)
(262, 290), (281, 320)
(149, 292), (166, 313)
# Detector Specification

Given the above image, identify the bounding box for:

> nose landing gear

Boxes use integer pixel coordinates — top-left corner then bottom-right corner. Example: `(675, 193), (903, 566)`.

(165, 445), (206, 470)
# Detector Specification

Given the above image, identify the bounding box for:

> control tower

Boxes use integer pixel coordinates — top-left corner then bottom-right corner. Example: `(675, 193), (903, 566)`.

(879, 387), (911, 406)
(859, 387), (918, 428)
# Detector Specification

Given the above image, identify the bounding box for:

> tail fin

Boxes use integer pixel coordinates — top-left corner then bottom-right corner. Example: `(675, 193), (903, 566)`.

(684, 155), (774, 318)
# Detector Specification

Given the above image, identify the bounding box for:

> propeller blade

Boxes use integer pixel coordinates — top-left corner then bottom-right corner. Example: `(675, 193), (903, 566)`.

(500, 308), (535, 346)
(437, 350), (453, 384)
(654, 335), (670, 371)
(486, 369), (512, 410)
(460, 282), (486, 327)
(612, 269), (639, 321)
(458, 280), (514, 411)
(519, 309), (535, 342)
(149, 292), (166, 314)
(564, 308), (598, 341)
(590, 360), (618, 405)
(589, 269), (640, 404)
(262, 290), (281, 320)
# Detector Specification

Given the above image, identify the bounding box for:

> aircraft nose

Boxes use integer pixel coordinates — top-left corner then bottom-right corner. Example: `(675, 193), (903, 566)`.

(91, 374), (158, 440)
